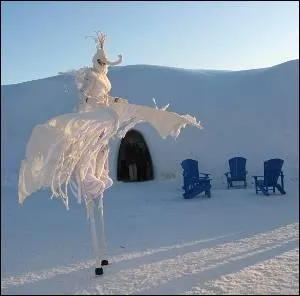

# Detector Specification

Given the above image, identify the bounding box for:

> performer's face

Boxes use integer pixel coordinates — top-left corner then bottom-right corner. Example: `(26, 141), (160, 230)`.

(92, 51), (106, 71)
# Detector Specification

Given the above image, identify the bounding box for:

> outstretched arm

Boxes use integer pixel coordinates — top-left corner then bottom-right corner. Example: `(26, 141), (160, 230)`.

(106, 55), (122, 66)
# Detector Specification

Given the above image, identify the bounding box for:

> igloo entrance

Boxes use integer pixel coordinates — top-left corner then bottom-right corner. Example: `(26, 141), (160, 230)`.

(117, 129), (154, 182)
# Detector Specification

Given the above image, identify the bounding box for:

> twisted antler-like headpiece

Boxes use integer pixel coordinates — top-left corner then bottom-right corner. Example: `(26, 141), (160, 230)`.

(86, 31), (106, 49)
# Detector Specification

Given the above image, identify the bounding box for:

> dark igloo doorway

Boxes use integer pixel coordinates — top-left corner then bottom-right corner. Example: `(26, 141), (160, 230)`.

(117, 129), (154, 182)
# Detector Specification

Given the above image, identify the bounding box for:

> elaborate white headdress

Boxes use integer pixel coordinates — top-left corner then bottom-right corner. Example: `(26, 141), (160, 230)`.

(86, 31), (122, 66)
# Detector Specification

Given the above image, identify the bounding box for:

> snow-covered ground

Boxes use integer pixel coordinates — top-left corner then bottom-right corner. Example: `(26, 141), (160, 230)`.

(1, 180), (299, 294)
(1, 60), (299, 294)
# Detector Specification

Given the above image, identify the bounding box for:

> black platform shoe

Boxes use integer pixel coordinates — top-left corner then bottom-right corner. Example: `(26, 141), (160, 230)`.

(95, 267), (104, 276)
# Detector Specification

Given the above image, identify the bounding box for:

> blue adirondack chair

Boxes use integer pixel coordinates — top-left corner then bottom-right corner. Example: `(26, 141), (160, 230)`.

(224, 157), (247, 189)
(252, 158), (286, 196)
(181, 159), (211, 199)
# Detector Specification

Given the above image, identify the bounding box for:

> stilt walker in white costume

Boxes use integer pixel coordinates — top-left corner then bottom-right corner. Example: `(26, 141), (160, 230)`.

(18, 32), (203, 275)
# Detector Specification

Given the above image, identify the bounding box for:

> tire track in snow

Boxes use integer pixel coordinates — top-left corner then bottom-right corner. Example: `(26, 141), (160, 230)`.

(0, 233), (236, 291)
(181, 248), (299, 295)
(77, 222), (298, 295)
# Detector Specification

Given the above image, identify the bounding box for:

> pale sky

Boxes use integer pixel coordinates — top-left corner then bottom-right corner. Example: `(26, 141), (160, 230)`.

(1, 1), (299, 85)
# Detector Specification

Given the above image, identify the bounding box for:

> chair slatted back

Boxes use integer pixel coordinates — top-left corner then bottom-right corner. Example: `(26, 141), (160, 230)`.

(264, 158), (284, 186)
(181, 159), (199, 186)
(229, 157), (247, 179)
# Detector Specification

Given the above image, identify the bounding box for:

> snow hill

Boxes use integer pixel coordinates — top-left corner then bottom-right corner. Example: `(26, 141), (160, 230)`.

(1, 59), (299, 188)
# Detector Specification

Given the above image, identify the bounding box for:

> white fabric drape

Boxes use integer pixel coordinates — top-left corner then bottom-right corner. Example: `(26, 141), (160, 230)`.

(18, 102), (202, 209)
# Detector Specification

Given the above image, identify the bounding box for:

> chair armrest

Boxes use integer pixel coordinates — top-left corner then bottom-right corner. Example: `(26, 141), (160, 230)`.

(252, 175), (264, 180)
(199, 172), (211, 178)
(198, 177), (212, 182)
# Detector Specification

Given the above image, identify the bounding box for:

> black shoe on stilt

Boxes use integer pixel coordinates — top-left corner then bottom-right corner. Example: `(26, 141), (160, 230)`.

(101, 259), (109, 266)
(95, 267), (104, 276)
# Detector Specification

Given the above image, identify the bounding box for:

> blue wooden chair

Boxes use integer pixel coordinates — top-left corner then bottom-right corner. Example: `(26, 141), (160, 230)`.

(181, 159), (211, 199)
(225, 157), (247, 189)
(252, 158), (286, 196)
